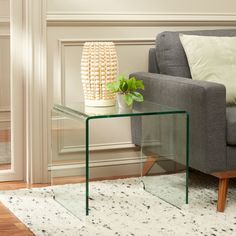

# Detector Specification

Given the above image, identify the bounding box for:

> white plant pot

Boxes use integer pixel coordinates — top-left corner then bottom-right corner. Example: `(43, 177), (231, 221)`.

(117, 94), (132, 112)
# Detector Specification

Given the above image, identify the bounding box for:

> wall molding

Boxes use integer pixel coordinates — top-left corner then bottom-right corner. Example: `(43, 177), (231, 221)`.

(50, 155), (148, 171)
(55, 38), (156, 155)
(49, 154), (172, 178)
(59, 38), (155, 46)
(0, 108), (10, 112)
(0, 109), (10, 123)
(49, 155), (146, 178)
(47, 12), (236, 26)
(0, 17), (10, 36)
(24, 0), (48, 184)
(0, 16), (10, 27)
(59, 142), (135, 154)
(0, 34), (10, 38)
(0, 16), (9, 22)
(58, 38), (155, 105)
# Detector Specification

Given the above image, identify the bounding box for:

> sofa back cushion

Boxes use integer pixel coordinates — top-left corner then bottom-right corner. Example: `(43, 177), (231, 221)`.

(180, 34), (236, 104)
(156, 29), (236, 78)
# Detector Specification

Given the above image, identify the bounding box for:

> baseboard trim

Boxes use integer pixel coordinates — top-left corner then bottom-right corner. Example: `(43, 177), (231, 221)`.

(0, 110), (11, 124)
(50, 156), (148, 171)
(49, 154), (175, 179)
(59, 142), (136, 154)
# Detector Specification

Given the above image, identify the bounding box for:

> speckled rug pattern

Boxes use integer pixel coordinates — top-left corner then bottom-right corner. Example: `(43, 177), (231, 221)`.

(0, 172), (236, 236)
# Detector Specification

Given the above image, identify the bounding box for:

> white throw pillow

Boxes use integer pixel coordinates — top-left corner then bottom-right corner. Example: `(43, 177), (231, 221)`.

(179, 34), (236, 105)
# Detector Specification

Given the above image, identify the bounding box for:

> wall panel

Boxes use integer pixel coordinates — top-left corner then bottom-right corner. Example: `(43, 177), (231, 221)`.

(47, 1), (236, 174)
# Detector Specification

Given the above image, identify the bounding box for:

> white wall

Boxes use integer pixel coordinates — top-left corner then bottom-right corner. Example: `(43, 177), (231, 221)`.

(47, 0), (236, 14)
(47, 0), (236, 169)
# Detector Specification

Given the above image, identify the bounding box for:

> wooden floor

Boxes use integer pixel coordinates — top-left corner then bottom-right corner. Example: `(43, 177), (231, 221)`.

(0, 182), (48, 236)
(0, 202), (34, 236)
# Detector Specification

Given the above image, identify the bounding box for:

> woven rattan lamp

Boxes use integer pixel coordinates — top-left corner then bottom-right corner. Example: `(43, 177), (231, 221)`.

(81, 41), (118, 107)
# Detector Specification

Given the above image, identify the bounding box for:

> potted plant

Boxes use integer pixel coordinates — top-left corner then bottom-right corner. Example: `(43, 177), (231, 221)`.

(106, 75), (145, 110)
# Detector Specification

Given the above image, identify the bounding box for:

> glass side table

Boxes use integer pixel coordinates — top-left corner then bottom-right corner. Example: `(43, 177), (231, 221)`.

(50, 101), (189, 216)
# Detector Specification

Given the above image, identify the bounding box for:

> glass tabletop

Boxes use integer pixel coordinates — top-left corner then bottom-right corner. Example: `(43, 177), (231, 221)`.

(53, 101), (186, 119)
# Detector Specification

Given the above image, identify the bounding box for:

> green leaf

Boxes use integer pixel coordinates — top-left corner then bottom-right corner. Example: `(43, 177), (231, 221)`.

(127, 77), (137, 91)
(124, 93), (133, 106)
(117, 75), (126, 82)
(120, 81), (128, 92)
(131, 92), (144, 102)
(107, 75), (144, 95)
(135, 80), (144, 90)
(106, 82), (120, 93)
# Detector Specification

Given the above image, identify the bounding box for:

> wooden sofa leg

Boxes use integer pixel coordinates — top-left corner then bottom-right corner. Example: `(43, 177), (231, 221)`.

(217, 178), (229, 212)
(142, 156), (157, 176)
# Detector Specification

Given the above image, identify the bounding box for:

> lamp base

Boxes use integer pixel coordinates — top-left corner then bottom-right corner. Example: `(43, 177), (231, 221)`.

(85, 99), (115, 107)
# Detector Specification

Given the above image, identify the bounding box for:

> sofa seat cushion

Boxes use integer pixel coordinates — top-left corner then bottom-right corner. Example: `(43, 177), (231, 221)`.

(226, 107), (236, 145)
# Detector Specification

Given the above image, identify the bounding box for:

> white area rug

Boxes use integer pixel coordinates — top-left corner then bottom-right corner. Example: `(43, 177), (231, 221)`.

(1, 173), (236, 236)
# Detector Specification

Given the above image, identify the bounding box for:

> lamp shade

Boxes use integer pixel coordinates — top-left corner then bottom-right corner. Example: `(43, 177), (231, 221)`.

(81, 42), (118, 107)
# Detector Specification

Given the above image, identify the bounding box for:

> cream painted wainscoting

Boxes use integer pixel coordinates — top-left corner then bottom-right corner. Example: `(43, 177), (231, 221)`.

(47, 0), (236, 178)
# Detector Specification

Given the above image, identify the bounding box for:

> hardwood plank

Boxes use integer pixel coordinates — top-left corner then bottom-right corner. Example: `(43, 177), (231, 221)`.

(0, 202), (34, 236)
(0, 181), (52, 235)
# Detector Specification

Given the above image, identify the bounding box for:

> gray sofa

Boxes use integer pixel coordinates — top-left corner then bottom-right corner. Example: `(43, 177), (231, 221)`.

(131, 29), (236, 212)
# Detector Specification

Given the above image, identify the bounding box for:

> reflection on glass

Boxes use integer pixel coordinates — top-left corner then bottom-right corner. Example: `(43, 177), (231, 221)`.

(0, 128), (11, 170)
(0, 21), (11, 171)
(85, 106), (116, 115)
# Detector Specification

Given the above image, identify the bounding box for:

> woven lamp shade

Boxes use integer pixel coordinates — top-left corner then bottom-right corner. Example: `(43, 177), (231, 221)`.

(81, 42), (118, 107)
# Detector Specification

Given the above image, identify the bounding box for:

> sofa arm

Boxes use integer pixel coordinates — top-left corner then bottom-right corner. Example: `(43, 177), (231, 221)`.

(130, 72), (227, 173)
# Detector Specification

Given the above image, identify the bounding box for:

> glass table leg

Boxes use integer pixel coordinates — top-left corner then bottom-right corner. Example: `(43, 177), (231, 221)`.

(85, 118), (89, 215)
(50, 109), (87, 217)
(140, 113), (189, 208)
